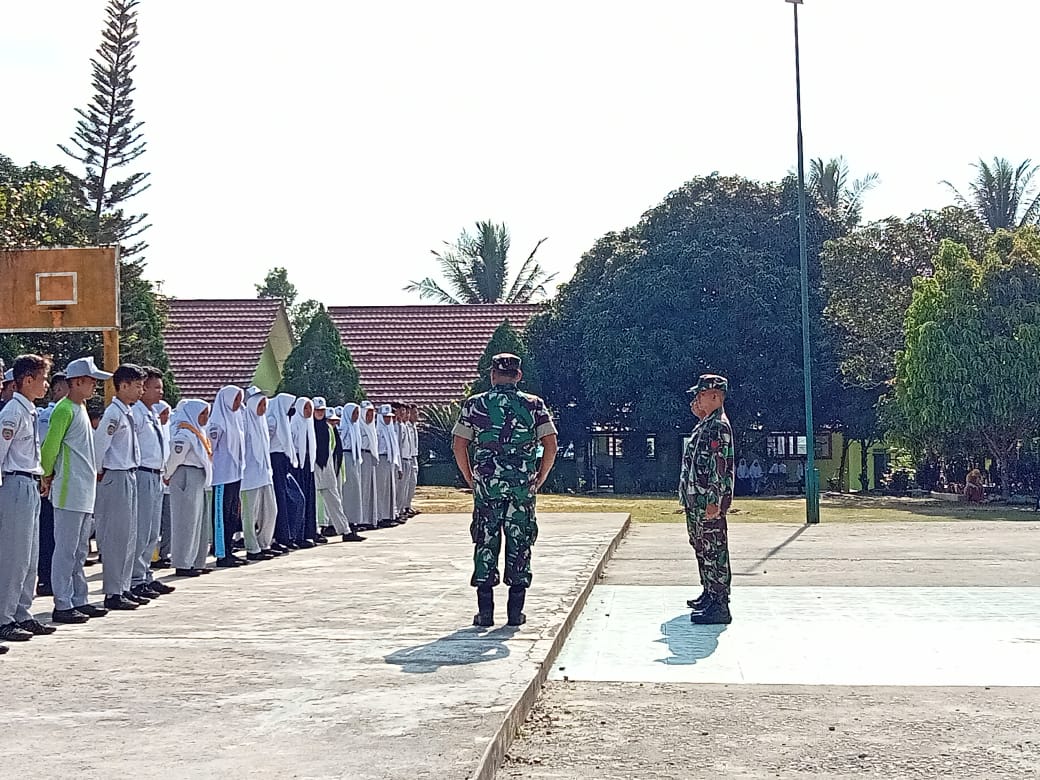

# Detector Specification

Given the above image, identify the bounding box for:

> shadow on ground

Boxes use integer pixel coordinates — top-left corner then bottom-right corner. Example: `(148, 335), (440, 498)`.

(385, 625), (520, 674)
(655, 615), (727, 666)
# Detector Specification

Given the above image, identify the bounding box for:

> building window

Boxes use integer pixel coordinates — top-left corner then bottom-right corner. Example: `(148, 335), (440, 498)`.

(814, 433), (833, 460)
(607, 436), (624, 459)
(645, 436), (657, 459)
(767, 433), (807, 458)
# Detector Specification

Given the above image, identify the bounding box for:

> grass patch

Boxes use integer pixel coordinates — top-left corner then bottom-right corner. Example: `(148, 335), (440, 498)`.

(414, 486), (1040, 524)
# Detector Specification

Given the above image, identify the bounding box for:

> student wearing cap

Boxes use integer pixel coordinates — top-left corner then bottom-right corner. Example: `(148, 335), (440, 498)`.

(34, 371), (69, 599)
(241, 392), (279, 561)
(40, 357), (113, 623)
(452, 353), (558, 628)
(130, 367), (176, 599)
(375, 404), (402, 528)
(265, 393), (297, 552)
(397, 404), (420, 519)
(94, 364), (147, 611)
(152, 400), (174, 569)
(680, 374), (735, 625)
(0, 354), (54, 645)
(338, 403), (366, 534)
(0, 368), (15, 412)
(166, 400), (213, 577)
(313, 399), (365, 542)
(357, 401), (380, 530)
(209, 385), (248, 567)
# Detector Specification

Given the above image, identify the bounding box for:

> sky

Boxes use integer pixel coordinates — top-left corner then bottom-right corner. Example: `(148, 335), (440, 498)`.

(3, 0), (1039, 306)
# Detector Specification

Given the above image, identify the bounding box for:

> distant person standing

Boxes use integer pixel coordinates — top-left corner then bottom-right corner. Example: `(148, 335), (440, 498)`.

(749, 459), (764, 495)
(679, 374), (735, 625)
(452, 354), (558, 628)
(35, 371), (69, 599)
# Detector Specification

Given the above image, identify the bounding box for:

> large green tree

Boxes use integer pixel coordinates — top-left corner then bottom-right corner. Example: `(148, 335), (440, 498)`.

(256, 266), (319, 339)
(943, 157), (1040, 232)
(469, 320), (541, 397)
(896, 229), (1040, 498)
(809, 156), (878, 226)
(528, 174), (847, 443)
(405, 221), (555, 304)
(279, 306), (363, 404)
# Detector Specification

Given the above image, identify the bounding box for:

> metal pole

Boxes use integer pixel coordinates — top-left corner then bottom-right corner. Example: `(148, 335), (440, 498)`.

(792, 1), (820, 524)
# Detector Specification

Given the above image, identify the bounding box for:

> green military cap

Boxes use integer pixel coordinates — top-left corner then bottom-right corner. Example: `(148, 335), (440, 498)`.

(687, 374), (728, 395)
(491, 353), (522, 372)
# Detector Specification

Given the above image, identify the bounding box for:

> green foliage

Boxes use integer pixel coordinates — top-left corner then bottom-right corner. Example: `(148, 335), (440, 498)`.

(0, 156), (92, 248)
(528, 174), (847, 440)
(255, 266), (317, 340)
(821, 207), (988, 388)
(896, 228), (1040, 497)
(808, 156), (878, 227)
(278, 306), (362, 404)
(419, 401), (462, 463)
(405, 221), (555, 304)
(943, 158), (1040, 232)
(469, 320), (541, 397)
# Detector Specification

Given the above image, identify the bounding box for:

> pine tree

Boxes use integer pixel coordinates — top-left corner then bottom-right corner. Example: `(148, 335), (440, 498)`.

(59, 0), (172, 376)
(279, 307), (363, 404)
(469, 320), (541, 396)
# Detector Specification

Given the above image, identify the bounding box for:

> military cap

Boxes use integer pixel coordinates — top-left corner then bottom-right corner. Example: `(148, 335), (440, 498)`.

(686, 374), (728, 395)
(491, 353), (522, 372)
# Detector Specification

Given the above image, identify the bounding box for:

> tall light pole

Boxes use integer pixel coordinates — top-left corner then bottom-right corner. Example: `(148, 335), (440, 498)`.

(788, 0), (820, 524)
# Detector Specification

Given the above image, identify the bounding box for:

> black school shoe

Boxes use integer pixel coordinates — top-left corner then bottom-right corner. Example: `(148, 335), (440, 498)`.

(123, 590), (150, 605)
(174, 568), (201, 577)
(36, 582), (53, 597)
(150, 581), (176, 595)
(297, 539), (316, 549)
(132, 584), (161, 599)
(314, 535), (329, 545)
(0, 623), (33, 641)
(0, 645), (8, 654)
(151, 558), (172, 570)
(52, 609), (89, 624)
(75, 604), (109, 618)
(342, 532), (366, 542)
(18, 619), (57, 636)
(246, 551), (268, 562)
(103, 594), (139, 611)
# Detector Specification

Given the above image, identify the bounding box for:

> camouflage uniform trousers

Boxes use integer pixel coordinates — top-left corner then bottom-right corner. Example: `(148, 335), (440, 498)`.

(470, 488), (538, 589)
(685, 509), (732, 599)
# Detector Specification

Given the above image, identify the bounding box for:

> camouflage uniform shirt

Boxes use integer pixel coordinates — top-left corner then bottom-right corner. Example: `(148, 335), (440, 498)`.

(679, 407), (735, 515)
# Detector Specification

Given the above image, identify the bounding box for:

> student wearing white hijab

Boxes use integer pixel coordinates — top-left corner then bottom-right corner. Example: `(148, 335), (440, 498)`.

(357, 401), (380, 530)
(290, 397), (319, 547)
(152, 400), (174, 569)
(266, 393), (297, 553)
(375, 403), (402, 528)
(165, 400), (213, 577)
(313, 399), (365, 543)
(208, 386), (248, 567)
(241, 393), (280, 560)
(338, 403), (365, 533)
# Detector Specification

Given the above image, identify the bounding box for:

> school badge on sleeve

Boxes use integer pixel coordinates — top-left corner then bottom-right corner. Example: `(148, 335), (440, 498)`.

(174, 443), (184, 454)
(1, 426), (13, 441)
(107, 423), (117, 435)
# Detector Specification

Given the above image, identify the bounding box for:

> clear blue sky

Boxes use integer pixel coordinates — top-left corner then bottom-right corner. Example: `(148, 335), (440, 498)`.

(3, 1), (1038, 305)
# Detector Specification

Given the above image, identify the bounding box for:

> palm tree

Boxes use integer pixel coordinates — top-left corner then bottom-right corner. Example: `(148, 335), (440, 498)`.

(943, 157), (1040, 231)
(405, 221), (555, 304)
(809, 156), (878, 224)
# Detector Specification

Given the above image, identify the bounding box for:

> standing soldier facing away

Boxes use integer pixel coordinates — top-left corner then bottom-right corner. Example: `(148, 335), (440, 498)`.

(680, 374), (735, 625)
(452, 353), (558, 628)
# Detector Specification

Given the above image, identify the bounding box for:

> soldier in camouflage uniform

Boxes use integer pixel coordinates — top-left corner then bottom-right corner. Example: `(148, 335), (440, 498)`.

(679, 374), (735, 625)
(452, 354), (559, 628)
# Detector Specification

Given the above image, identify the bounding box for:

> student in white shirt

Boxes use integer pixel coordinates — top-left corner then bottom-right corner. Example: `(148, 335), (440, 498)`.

(166, 400), (213, 577)
(265, 393), (297, 552)
(289, 397), (319, 547)
(35, 371), (68, 600)
(153, 400), (173, 569)
(312, 399), (365, 543)
(130, 367), (175, 600)
(375, 404), (402, 528)
(208, 385), (248, 568)
(357, 401), (380, 530)
(241, 393), (280, 560)
(337, 403), (365, 532)
(40, 357), (113, 624)
(94, 364), (147, 611)
(0, 355), (52, 646)
(397, 404), (420, 519)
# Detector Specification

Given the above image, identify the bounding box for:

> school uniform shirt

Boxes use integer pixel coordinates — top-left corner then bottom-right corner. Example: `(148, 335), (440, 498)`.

(94, 399), (142, 472)
(40, 397), (96, 513)
(37, 401), (58, 442)
(400, 422), (419, 459)
(165, 426), (213, 484)
(133, 400), (167, 471)
(0, 393), (43, 481)
(242, 394), (273, 491)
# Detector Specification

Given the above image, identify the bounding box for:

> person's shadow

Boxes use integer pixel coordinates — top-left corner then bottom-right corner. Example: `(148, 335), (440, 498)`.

(385, 625), (520, 674)
(655, 614), (727, 666)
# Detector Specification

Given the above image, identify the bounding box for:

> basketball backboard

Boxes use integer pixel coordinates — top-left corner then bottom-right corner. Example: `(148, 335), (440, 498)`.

(0, 247), (120, 332)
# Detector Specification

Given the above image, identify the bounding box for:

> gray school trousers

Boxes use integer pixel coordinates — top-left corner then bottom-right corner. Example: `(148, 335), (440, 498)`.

(158, 493), (171, 559)
(52, 508), (92, 611)
(397, 457), (417, 513)
(375, 455), (397, 521)
(360, 451), (379, 528)
(95, 469), (138, 597)
(132, 470), (163, 587)
(170, 466), (207, 571)
(0, 475), (41, 626)
(341, 458), (363, 528)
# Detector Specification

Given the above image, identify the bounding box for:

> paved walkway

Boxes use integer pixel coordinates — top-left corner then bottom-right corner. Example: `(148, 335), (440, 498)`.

(0, 512), (628, 780)
(501, 521), (1040, 779)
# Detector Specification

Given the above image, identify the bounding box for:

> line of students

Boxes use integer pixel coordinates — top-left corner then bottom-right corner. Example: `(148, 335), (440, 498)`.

(0, 352), (423, 653)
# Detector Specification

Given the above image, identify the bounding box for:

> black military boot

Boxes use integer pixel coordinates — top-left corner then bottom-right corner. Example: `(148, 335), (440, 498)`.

(686, 590), (707, 610)
(506, 585), (527, 626)
(473, 585), (495, 627)
(690, 595), (732, 625)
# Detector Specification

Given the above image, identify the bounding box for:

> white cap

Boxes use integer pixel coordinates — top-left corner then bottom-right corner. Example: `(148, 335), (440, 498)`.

(66, 356), (113, 381)
(378, 403), (394, 417)
(244, 385), (264, 398)
(3, 369), (13, 383)
(312, 396), (327, 410)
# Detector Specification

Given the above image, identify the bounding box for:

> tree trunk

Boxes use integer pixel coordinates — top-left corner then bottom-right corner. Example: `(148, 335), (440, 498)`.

(997, 455), (1011, 501)
(858, 439), (871, 493)
(837, 437), (851, 493)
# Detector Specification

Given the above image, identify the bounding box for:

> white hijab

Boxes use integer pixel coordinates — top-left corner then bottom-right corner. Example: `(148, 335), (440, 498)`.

(244, 393), (272, 477)
(266, 393), (297, 462)
(291, 397), (317, 472)
(338, 402), (362, 464)
(359, 401), (379, 455)
(153, 400), (172, 460)
(377, 411), (402, 469)
(209, 385), (245, 468)
(170, 399), (213, 487)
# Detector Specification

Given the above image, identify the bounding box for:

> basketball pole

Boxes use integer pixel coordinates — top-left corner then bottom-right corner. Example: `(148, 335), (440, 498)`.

(103, 329), (120, 404)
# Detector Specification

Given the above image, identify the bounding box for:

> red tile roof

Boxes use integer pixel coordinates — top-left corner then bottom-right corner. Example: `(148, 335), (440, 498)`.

(164, 298), (285, 400)
(327, 304), (542, 407)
